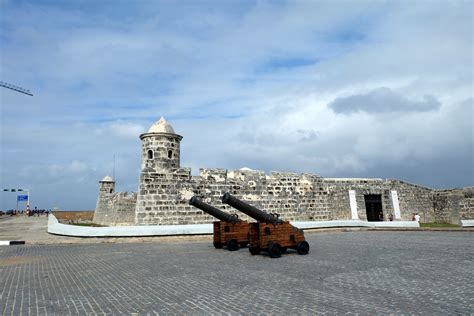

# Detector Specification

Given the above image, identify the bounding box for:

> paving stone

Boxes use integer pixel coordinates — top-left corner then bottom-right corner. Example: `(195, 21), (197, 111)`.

(0, 231), (472, 314)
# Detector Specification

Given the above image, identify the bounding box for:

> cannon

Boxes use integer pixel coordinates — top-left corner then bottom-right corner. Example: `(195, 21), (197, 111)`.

(189, 196), (250, 251)
(222, 193), (309, 258)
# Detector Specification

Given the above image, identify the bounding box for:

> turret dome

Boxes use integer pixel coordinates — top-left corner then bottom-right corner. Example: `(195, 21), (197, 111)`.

(147, 117), (176, 134)
(100, 175), (114, 182)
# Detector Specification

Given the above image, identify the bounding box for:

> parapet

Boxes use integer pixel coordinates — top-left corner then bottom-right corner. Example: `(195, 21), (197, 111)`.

(200, 168), (227, 182)
(386, 179), (432, 190)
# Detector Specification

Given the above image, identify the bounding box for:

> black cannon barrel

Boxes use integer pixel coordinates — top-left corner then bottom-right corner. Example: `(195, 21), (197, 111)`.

(222, 192), (282, 224)
(189, 196), (239, 224)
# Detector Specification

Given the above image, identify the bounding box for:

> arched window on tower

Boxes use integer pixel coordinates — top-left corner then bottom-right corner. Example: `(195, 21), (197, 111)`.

(147, 150), (153, 160)
(168, 150), (173, 159)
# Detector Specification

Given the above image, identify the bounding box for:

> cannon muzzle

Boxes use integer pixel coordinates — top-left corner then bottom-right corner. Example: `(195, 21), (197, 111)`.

(189, 196), (239, 224)
(221, 193), (282, 224)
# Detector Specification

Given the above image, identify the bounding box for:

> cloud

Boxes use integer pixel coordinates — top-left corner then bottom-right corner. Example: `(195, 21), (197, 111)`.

(328, 87), (441, 114)
(17, 160), (96, 183)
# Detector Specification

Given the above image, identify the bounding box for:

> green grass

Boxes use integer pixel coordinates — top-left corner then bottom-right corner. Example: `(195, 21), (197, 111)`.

(420, 222), (459, 228)
(70, 222), (107, 227)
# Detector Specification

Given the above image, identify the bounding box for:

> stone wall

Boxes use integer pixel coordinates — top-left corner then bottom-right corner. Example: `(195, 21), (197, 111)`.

(320, 178), (435, 221)
(134, 168), (199, 225)
(433, 187), (474, 223)
(324, 178), (388, 220)
(95, 165), (473, 226)
(131, 167), (452, 225)
(460, 198), (474, 220)
(94, 191), (136, 226)
(135, 168), (330, 225)
(387, 180), (435, 222)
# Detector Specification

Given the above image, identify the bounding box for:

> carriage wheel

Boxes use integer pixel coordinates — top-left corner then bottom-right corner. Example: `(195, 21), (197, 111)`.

(296, 241), (310, 255)
(226, 239), (239, 251)
(268, 242), (282, 258)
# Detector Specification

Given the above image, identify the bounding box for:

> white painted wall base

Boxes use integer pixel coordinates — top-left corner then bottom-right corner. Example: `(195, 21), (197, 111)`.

(48, 215), (421, 238)
(294, 220), (420, 229)
(460, 219), (474, 227)
(47, 214), (213, 237)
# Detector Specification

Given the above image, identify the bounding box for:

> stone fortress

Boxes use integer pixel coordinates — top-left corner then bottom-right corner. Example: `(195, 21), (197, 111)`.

(93, 117), (473, 226)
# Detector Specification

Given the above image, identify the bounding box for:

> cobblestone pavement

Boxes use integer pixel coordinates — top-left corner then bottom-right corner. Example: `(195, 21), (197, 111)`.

(0, 231), (472, 315)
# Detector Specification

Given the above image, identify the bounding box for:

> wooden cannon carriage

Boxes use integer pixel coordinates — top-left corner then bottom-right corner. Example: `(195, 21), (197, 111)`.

(221, 193), (309, 258)
(189, 196), (250, 251)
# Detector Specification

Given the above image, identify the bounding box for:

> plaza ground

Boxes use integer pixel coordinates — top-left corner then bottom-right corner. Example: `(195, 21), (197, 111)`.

(0, 225), (473, 314)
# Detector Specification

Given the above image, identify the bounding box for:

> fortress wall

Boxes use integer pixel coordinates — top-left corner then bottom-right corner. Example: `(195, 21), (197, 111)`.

(200, 169), (331, 222)
(433, 187), (474, 224)
(94, 192), (136, 226)
(95, 118), (473, 226)
(135, 168), (207, 225)
(387, 180), (434, 222)
(261, 172), (320, 221)
(109, 192), (137, 226)
(198, 168), (268, 222)
(101, 167), (472, 226)
(323, 178), (391, 220)
(321, 179), (435, 221)
(460, 197), (474, 220)
(93, 192), (114, 225)
(135, 168), (336, 225)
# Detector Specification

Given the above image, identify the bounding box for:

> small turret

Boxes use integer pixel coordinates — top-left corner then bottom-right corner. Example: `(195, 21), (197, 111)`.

(93, 175), (116, 225)
(139, 117), (183, 172)
(99, 175), (115, 194)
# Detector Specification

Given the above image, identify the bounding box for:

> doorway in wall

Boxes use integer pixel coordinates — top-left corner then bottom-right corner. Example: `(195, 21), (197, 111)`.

(364, 194), (383, 221)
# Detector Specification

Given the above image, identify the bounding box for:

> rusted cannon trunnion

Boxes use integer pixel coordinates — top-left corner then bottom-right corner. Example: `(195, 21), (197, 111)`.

(189, 196), (250, 251)
(222, 193), (310, 258)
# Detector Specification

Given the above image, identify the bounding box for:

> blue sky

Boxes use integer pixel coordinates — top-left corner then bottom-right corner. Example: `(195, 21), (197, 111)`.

(1, 0), (473, 210)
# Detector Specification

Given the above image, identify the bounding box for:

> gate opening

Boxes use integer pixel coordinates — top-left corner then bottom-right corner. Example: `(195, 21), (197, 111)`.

(364, 194), (383, 221)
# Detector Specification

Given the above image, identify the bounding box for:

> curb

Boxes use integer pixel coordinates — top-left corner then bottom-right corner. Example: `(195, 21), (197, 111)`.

(0, 240), (26, 246)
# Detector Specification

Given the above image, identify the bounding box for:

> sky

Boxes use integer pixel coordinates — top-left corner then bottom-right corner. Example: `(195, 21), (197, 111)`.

(0, 0), (473, 210)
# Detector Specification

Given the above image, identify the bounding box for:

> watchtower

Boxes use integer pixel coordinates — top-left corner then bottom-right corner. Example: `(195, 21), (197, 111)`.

(139, 117), (183, 172)
(135, 117), (188, 225)
(93, 175), (115, 225)
(99, 175), (115, 194)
